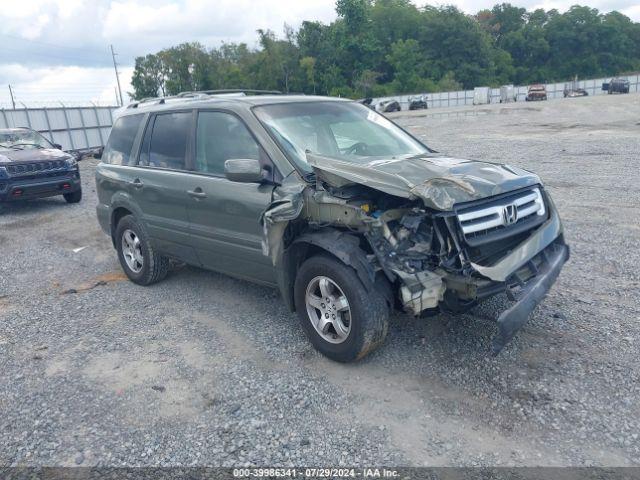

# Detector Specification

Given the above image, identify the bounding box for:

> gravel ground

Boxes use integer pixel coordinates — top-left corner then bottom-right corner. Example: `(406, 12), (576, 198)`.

(1, 93), (639, 467)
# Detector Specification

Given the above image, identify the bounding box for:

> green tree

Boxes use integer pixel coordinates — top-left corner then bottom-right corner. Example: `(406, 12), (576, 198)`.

(418, 6), (500, 88)
(300, 56), (317, 94)
(354, 69), (381, 97)
(489, 3), (527, 44)
(386, 39), (426, 93)
(130, 54), (167, 99)
(129, 1), (640, 101)
(335, 0), (372, 33)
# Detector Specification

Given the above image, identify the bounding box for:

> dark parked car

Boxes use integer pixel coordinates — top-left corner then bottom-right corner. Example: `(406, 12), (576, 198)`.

(377, 100), (401, 112)
(96, 92), (568, 362)
(603, 78), (630, 94)
(525, 84), (547, 101)
(0, 128), (81, 203)
(357, 98), (375, 109)
(408, 95), (428, 110)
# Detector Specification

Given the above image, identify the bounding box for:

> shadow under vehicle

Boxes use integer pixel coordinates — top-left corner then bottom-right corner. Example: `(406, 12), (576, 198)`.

(95, 91), (569, 362)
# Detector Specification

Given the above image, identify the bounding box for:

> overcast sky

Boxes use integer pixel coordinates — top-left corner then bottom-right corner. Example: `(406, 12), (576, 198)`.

(1, 0), (639, 107)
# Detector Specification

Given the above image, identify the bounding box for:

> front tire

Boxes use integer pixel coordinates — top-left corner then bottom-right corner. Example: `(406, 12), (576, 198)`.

(63, 189), (82, 203)
(294, 255), (389, 362)
(115, 215), (169, 286)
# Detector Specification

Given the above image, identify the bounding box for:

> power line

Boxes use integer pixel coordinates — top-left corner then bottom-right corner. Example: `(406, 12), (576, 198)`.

(0, 33), (113, 55)
(0, 46), (110, 64)
(0, 42), (135, 66)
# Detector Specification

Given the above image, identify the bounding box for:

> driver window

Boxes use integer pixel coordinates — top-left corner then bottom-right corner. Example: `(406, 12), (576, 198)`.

(196, 111), (260, 174)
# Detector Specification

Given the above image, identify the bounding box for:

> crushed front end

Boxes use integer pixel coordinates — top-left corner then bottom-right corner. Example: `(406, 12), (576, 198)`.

(358, 183), (569, 354)
(260, 145), (569, 355)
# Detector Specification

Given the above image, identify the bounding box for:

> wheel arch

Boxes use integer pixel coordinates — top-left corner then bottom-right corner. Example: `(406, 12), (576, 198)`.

(277, 228), (391, 312)
(107, 191), (145, 245)
(110, 206), (133, 242)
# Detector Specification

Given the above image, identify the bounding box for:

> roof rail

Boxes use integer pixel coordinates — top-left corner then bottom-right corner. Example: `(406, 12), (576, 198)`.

(177, 89), (282, 97)
(126, 89), (282, 109)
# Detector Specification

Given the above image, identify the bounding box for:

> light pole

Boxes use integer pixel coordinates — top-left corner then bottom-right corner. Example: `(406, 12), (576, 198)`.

(110, 45), (124, 106)
(188, 64), (195, 92)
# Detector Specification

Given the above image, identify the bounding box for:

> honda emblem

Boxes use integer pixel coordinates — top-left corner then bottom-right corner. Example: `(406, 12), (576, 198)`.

(502, 204), (518, 225)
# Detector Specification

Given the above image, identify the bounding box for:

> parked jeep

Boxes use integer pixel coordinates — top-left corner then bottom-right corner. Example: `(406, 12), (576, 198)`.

(95, 91), (569, 362)
(525, 84), (547, 101)
(0, 128), (82, 203)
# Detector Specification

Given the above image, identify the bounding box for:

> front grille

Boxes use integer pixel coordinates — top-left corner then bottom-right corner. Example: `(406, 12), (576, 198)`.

(456, 187), (547, 247)
(5, 160), (67, 177)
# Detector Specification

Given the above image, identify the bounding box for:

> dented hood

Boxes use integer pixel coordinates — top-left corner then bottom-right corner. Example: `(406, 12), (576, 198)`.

(0, 147), (73, 164)
(307, 153), (541, 211)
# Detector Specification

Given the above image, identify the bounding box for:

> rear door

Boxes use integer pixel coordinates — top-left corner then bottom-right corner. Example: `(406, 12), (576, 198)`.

(132, 110), (198, 263)
(186, 110), (276, 285)
(96, 113), (146, 221)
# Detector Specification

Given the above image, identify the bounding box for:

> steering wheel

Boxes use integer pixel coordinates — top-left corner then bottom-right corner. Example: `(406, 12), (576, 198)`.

(345, 142), (369, 156)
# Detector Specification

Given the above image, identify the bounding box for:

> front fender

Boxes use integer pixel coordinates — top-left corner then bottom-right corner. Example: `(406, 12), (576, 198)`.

(277, 229), (380, 312)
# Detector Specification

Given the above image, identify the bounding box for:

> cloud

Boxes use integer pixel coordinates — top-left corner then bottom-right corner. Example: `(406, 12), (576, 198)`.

(0, 63), (134, 107)
(0, 0), (338, 105)
(1, 0), (639, 106)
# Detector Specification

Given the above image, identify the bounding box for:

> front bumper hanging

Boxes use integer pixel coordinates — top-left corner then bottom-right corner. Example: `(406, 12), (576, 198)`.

(491, 241), (570, 355)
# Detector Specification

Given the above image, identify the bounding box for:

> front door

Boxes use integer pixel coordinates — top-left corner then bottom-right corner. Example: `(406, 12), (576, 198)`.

(186, 110), (276, 285)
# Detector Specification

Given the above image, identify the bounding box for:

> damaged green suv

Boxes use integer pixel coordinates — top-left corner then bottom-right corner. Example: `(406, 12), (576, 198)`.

(96, 92), (569, 362)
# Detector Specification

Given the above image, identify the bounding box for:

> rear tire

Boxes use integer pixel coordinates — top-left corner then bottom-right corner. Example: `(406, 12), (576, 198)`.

(294, 254), (389, 362)
(63, 189), (82, 203)
(115, 215), (169, 286)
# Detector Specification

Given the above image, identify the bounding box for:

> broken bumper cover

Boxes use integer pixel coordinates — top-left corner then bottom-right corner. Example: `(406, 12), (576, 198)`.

(491, 241), (569, 355)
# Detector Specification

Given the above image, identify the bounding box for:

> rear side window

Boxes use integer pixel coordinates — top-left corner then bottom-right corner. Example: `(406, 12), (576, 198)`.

(103, 114), (144, 165)
(147, 112), (191, 170)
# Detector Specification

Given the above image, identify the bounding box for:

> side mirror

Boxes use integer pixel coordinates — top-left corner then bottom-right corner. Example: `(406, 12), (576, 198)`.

(52, 143), (63, 150)
(224, 158), (263, 183)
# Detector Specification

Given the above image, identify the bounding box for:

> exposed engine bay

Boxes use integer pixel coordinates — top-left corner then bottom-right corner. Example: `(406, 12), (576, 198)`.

(261, 153), (569, 354)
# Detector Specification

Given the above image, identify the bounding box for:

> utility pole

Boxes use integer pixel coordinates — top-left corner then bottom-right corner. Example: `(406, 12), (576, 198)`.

(8, 84), (16, 109)
(110, 44), (124, 106)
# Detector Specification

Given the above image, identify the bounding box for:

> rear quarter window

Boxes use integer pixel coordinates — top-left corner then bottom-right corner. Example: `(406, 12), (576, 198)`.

(103, 114), (144, 166)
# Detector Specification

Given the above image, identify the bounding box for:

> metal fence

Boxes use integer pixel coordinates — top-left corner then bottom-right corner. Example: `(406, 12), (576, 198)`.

(0, 104), (118, 152)
(373, 73), (640, 110)
(2, 72), (638, 151)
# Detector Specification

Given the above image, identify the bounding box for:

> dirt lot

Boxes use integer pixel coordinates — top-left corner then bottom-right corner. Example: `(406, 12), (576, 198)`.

(1, 93), (639, 467)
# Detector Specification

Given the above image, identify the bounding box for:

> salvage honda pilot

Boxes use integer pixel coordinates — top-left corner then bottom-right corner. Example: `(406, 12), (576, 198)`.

(95, 91), (569, 362)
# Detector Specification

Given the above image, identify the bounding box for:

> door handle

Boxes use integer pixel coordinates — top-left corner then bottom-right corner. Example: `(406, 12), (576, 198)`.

(187, 188), (207, 199)
(130, 178), (144, 189)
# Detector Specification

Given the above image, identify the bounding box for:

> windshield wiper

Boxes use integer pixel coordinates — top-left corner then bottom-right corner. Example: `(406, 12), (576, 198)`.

(9, 143), (44, 150)
(303, 171), (316, 183)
